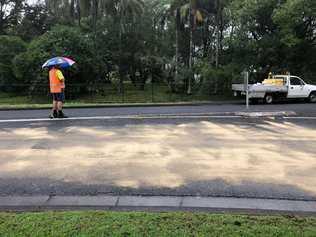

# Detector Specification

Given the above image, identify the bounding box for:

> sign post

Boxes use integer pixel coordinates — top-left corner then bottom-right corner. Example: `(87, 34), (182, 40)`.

(244, 71), (249, 109)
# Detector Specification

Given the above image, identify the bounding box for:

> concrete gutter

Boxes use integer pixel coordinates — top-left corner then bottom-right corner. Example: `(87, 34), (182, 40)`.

(0, 195), (315, 215)
(0, 100), (243, 111)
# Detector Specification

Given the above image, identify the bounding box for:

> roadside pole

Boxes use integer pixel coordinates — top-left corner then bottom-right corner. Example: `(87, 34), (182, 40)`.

(246, 71), (249, 109)
(244, 71), (249, 109)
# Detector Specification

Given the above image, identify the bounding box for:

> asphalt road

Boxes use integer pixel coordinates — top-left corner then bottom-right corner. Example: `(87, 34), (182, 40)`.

(1, 101), (316, 120)
(0, 103), (316, 201)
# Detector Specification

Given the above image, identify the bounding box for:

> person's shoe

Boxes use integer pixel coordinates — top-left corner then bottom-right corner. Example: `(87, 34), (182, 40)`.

(49, 110), (58, 119)
(58, 111), (68, 118)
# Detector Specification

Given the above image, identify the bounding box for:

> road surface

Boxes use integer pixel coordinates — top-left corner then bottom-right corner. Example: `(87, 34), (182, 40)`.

(1, 101), (316, 120)
(0, 103), (316, 201)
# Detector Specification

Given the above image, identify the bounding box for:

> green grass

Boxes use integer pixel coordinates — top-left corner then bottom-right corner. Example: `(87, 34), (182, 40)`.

(0, 211), (315, 237)
(0, 84), (236, 109)
(0, 93), (33, 104)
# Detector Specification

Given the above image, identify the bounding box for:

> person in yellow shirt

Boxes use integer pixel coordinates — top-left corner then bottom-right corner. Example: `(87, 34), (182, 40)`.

(49, 66), (67, 118)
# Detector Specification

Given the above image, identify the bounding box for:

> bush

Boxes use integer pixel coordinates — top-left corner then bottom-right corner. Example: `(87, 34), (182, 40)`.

(13, 25), (103, 97)
(197, 62), (240, 96)
(0, 35), (26, 91)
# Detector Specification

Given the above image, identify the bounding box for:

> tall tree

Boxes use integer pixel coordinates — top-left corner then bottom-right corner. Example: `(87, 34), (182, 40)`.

(273, 0), (316, 76)
(13, 3), (52, 41)
(0, 0), (25, 34)
(100, 0), (145, 91)
(172, 0), (209, 94)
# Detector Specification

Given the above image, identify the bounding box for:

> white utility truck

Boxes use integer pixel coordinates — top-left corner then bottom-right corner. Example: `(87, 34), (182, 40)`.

(232, 75), (316, 104)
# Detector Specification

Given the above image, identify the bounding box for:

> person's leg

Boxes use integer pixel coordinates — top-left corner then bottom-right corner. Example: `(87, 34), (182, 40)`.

(53, 101), (58, 114)
(53, 100), (58, 110)
(57, 101), (63, 111)
(57, 91), (67, 118)
(50, 94), (58, 118)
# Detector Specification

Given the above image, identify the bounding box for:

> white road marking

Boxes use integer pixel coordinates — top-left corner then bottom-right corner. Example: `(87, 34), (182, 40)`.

(0, 111), (314, 124)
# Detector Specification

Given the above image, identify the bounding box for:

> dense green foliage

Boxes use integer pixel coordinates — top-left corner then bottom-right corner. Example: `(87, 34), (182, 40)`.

(0, 35), (26, 89)
(0, 0), (315, 98)
(0, 211), (316, 236)
(13, 25), (97, 94)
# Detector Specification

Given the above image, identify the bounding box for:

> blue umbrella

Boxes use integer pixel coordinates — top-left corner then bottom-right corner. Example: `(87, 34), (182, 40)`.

(42, 57), (76, 69)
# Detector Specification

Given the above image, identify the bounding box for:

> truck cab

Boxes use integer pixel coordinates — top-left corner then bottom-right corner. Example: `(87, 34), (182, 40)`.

(286, 76), (316, 98)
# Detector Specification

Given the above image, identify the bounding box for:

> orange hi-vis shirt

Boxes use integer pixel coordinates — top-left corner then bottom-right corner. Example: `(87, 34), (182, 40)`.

(49, 68), (65, 93)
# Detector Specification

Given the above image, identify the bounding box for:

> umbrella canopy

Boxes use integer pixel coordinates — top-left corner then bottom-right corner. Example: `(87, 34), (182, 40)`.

(42, 57), (76, 69)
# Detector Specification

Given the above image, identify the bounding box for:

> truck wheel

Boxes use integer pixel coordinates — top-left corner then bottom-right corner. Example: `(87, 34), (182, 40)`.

(264, 94), (273, 104)
(309, 92), (316, 103)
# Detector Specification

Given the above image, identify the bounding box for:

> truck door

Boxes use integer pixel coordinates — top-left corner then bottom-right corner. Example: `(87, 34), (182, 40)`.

(288, 77), (309, 98)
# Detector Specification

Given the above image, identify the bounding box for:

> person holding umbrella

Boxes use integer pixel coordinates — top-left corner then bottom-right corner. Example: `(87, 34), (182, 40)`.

(48, 65), (66, 118)
(42, 57), (75, 119)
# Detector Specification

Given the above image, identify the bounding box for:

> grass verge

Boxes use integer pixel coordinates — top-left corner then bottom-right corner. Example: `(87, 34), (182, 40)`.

(0, 211), (315, 237)
(0, 87), (237, 109)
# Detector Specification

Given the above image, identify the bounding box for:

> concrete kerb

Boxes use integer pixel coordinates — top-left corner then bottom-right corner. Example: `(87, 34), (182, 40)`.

(0, 195), (315, 214)
(0, 111), (299, 124)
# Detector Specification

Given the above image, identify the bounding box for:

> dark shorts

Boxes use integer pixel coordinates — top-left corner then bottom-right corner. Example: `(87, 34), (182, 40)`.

(52, 92), (65, 103)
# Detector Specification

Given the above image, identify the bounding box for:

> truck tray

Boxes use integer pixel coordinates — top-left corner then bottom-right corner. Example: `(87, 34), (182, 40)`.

(232, 84), (288, 93)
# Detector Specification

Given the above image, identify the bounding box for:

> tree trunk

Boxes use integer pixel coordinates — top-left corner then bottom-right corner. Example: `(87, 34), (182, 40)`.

(175, 18), (179, 81)
(173, 8), (181, 93)
(139, 68), (146, 91)
(215, 27), (219, 68)
(92, 0), (98, 34)
(130, 65), (136, 86)
(0, 3), (3, 34)
(215, 0), (221, 68)
(119, 17), (124, 93)
(76, 0), (81, 26)
(202, 18), (208, 58)
(187, 5), (193, 95)
(79, 0), (90, 18)
(70, 0), (75, 21)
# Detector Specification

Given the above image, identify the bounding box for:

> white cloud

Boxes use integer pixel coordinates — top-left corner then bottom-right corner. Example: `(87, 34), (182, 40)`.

(27, 0), (42, 5)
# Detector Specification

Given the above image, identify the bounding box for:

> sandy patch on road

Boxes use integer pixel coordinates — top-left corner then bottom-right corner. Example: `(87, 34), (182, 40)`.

(0, 120), (316, 195)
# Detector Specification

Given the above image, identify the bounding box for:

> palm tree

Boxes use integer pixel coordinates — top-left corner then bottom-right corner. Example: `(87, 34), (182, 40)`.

(44, 0), (81, 23)
(215, 0), (221, 68)
(100, 0), (144, 30)
(170, 0), (185, 85)
(99, 0), (145, 91)
(172, 0), (206, 94)
(79, 0), (91, 18)
(0, 0), (24, 34)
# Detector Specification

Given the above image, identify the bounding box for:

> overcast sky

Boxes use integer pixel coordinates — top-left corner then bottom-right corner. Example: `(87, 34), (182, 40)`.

(27, 0), (41, 5)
